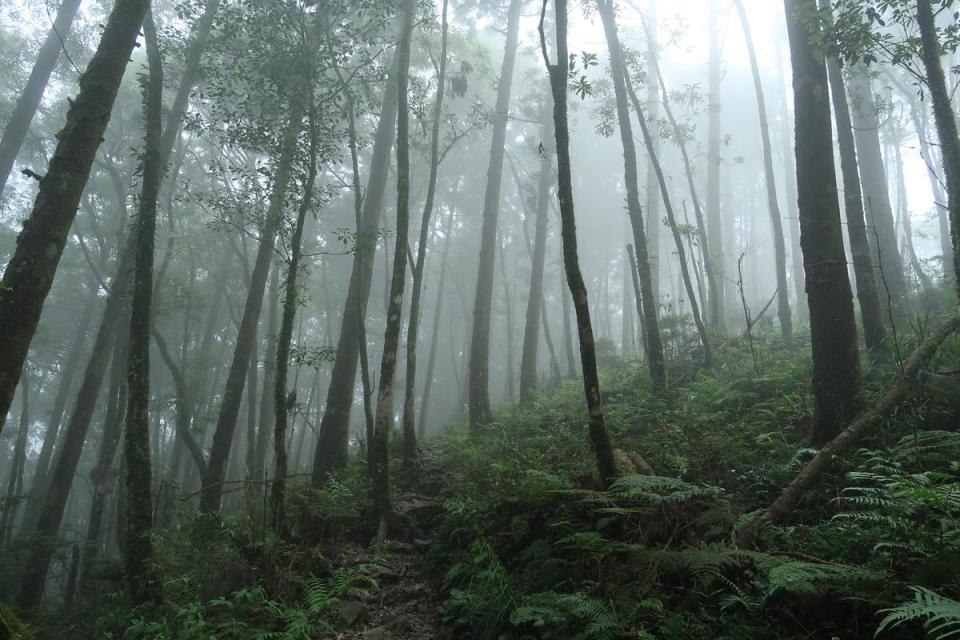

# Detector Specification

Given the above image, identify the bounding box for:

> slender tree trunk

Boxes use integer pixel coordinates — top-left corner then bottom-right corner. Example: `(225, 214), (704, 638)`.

(200, 103), (302, 513)
(253, 268), (279, 488)
(891, 140), (932, 291)
(372, 0), (415, 526)
(122, 13), (162, 601)
(916, 0), (960, 297)
(819, 0), (886, 352)
(519, 99), (554, 403)
(733, 0), (793, 341)
(152, 330), (206, 477)
(499, 233), (516, 403)
(541, 0), (617, 486)
(784, 0), (861, 446)
(402, 0), (449, 462)
(311, 49), (401, 485)
(597, 0), (667, 385)
(707, 0), (726, 328)
(846, 64), (908, 299)
(1, 375), (29, 544)
(468, 0), (523, 431)
(645, 0), (662, 297)
(0, 0), (150, 435)
(776, 42), (806, 315)
(0, 0), (83, 196)
(419, 207), (454, 438)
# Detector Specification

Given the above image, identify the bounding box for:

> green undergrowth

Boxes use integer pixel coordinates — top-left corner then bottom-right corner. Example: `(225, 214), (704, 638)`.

(426, 330), (960, 639)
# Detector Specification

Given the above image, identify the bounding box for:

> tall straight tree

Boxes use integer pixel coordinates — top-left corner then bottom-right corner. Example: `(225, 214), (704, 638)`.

(596, 0), (667, 387)
(122, 11), (163, 602)
(0, 0), (150, 436)
(706, 0), (725, 329)
(312, 48), (401, 484)
(467, 0), (523, 431)
(916, 0), (960, 296)
(0, 0), (83, 197)
(784, 0), (861, 446)
(371, 0), (416, 527)
(733, 0), (792, 341)
(401, 0), (450, 461)
(540, 0), (617, 486)
(820, 0), (886, 353)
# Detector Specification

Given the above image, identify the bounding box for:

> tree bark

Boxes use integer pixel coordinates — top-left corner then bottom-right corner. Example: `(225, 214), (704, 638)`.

(733, 0), (793, 341)
(541, 0), (618, 487)
(0, 0), (150, 436)
(784, 0), (861, 446)
(707, 0), (726, 330)
(253, 268), (279, 487)
(916, 0), (960, 297)
(0, 375), (29, 545)
(596, 0), (667, 386)
(419, 207), (455, 438)
(468, 0), (523, 431)
(0, 0), (83, 196)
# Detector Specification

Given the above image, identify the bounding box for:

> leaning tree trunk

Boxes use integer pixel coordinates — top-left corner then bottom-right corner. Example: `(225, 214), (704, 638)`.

(0, 0), (83, 196)
(122, 13), (162, 602)
(820, 0), (886, 353)
(0, 0), (150, 436)
(311, 50), (401, 485)
(916, 0), (960, 298)
(467, 0), (523, 431)
(271, 111), (318, 539)
(734, 0), (793, 341)
(371, 0), (416, 527)
(519, 97), (554, 403)
(200, 103), (302, 513)
(401, 0), (449, 461)
(784, 0), (861, 446)
(541, 0), (618, 487)
(596, 0), (667, 386)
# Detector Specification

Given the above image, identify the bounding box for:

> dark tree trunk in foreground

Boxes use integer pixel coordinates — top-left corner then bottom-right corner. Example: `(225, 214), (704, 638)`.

(784, 0), (861, 446)
(200, 105), (301, 513)
(0, 0), (150, 436)
(734, 0), (793, 341)
(916, 0), (960, 298)
(597, 0), (667, 387)
(541, 0), (617, 487)
(271, 114), (318, 538)
(122, 13), (163, 601)
(312, 50), (401, 485)
(372, 0), (415, 526)
(402, 0), (449, 461)
(519, 98), (553, 403)
(468, 0), (523, 431)
(0, 0), (83, 197)
(819, 0), (886, 353)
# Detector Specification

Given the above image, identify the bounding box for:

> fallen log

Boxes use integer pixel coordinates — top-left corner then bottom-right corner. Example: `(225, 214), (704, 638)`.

(738, 315), (960, 547)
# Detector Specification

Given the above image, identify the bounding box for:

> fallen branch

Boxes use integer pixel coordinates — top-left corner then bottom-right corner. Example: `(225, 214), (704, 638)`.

(738, 315), (960, 546)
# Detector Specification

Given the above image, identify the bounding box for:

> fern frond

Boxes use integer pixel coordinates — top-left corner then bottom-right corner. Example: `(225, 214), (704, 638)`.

(876, 586), (960, 639)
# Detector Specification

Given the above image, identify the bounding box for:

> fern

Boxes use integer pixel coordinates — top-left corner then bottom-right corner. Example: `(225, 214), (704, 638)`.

(876, 586), (960, 639)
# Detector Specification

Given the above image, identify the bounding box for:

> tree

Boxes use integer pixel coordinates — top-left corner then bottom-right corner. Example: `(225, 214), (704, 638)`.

(784, 0), (861, 446)
(371, 0), (416, 528)
(0, 0), (83, 197)
(916, 0), (960, 297)
(0, 0), (151, 436)
(733, 0), (793, 341)
(596, 0), (667, 387)
(706, 0), (726, 329)
(121, 10), (163, 602)
(540, 0), (617, 486)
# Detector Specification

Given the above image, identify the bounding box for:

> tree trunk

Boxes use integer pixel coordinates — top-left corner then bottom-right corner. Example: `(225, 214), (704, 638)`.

(1, 375), (29, 544)
(0, 0), (150, 436)
(311, 47), (401, 485)
(371, 0), (415, 526)
(733, 0), (793, 341)
(707, 0), (726, 330)
(519, 99), (554, 403)
(253, 268), (279, 488)
(916, 0), (960, 297)
(0, 0), (83, 196)
(200, 103), (301, 513)
(819, 0), (886, 353)
(891, 140), (932, 291)
(645, 0), (662, 298)
(561, 280), (577, 378)
(596, 0), (667, 386)
(846, 65), (908, 299)
(152, 330), (206, 478)
(542, 0), (618, 487)
(468, 0), (523, 431)
(122, 13), (162, 601)
(402, 0), (449, 462)
(419, 207), (455, 438)
(784, 0), (861, 446)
